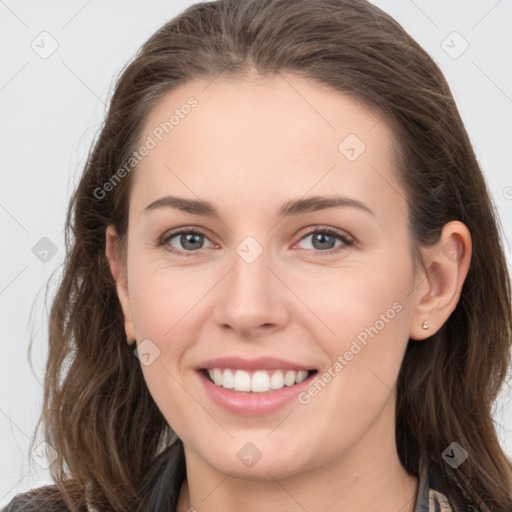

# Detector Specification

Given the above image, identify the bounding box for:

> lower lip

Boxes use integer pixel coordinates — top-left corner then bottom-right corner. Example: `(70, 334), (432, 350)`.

(197, 370), (316, 416)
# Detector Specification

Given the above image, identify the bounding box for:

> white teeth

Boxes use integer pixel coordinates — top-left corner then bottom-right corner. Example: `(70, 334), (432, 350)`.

(206, 368), (311, 392)
(284, 370), (296, 386)
(251, 371), (270, 392)
(212, 368), (223, 386)
(222, 369), (234, 389)
(296, 370), (308, 383)
(270, 370), (284, 390)
(233, 369), (251, 392)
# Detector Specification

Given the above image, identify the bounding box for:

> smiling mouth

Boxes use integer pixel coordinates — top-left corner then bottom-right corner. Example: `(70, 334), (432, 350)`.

(202, 368), (317, 393)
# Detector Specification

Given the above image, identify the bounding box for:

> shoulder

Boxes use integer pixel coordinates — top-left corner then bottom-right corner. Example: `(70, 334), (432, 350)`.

(1, 484), (86, 512)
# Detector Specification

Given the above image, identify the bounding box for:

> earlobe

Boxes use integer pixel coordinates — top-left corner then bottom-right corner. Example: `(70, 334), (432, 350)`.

(105, 225), (136, 344)
(409, 221), (472, 340)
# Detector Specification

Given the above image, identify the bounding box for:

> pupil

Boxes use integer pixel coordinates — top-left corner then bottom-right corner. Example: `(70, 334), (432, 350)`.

(314, 233), (335, 250)
(182, 233), (203, 250)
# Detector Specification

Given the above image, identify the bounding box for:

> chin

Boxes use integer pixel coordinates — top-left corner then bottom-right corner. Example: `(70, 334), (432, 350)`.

(194, 440), (313, 480)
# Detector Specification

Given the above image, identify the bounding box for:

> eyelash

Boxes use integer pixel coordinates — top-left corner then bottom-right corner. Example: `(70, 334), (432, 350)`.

(158, 226), (355, 257)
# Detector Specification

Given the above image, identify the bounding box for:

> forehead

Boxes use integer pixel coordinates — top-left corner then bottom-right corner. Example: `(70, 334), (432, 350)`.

(130, 74), (403, 219)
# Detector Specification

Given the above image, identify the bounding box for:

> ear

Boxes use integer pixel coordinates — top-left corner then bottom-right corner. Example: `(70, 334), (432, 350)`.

(409, 220), (472, 340)
(105, 225), (136, 344)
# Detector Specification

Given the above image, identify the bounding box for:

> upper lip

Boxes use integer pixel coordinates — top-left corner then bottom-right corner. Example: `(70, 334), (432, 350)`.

(198, 356), (315, 372)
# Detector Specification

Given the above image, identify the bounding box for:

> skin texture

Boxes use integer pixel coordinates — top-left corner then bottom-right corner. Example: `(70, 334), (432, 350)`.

(106, 73), (471, 512)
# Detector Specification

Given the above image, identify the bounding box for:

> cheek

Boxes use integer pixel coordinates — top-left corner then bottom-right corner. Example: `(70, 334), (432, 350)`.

(126, 262), (214, 427)
(128, 258), (201, 342)
(292, 260), (414, 437)
(297, 258), (412, 354)
(129, 270), (196, 435)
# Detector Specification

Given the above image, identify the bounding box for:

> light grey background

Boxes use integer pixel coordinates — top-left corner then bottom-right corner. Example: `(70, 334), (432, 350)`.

(1, 0), (511, 506)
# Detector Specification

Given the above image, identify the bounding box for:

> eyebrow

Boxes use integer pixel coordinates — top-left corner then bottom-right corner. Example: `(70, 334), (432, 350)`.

(144, 194), (375, 217)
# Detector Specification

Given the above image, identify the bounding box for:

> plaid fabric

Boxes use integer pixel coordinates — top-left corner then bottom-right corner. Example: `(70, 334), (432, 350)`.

(427, 489), (453, 511)
(414, 455), (452, 512)
(413, 454), (487, 512)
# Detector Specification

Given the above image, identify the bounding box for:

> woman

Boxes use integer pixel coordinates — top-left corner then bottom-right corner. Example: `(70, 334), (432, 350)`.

(3, 0), (511, 510)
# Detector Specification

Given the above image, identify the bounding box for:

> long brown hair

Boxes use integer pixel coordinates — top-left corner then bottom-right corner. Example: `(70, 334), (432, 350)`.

(23, 0), (512, 510)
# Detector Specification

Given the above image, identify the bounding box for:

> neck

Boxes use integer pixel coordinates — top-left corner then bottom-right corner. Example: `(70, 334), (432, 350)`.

(176, 401), (418, 512)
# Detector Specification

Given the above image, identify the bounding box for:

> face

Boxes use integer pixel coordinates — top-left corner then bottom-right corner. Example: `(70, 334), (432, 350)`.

(111, 73), (424, 480)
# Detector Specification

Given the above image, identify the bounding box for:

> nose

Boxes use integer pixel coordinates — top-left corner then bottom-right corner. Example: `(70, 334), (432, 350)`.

(212, 246), (291, 339)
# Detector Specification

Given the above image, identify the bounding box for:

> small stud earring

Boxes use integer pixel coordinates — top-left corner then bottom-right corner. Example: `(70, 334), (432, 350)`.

(422, 320), (429, 330)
